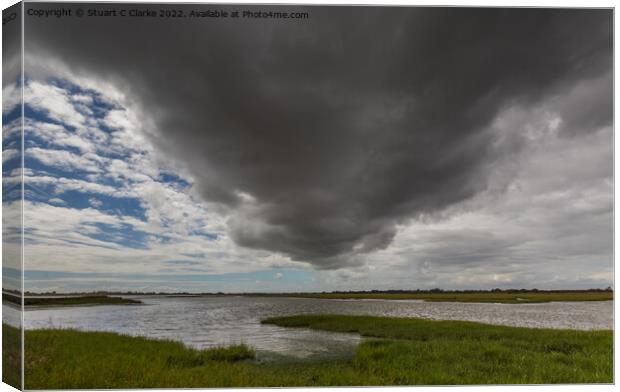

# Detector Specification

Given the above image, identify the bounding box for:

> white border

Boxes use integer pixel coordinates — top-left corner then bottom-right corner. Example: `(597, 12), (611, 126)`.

(0, 1), (616, 392)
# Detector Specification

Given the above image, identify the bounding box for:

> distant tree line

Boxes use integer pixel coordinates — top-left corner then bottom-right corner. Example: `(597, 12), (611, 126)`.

(284, 287), (614, 295)
(3, 286), (612, 297)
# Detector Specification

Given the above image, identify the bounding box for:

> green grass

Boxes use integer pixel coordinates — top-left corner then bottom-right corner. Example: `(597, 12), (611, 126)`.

(23, 295), (142, 307)
(263, 315), (612, 384)
(3, 293), (142, 307)
(5, 314), (612, 389)
(17, 326), (258, 389)
(275, 291), (613, 303)
(2, 324), (21, 389)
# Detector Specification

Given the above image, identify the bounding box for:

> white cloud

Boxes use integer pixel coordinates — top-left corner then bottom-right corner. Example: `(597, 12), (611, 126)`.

(2, 81), (21, 115)
(25, 80), (87, 129)
(27, 147), (101, 173)
(16, 75), (279, 287)
(2, 118), (22, 143)
(88, 197), (103, 208)
(2, 148), (20, 163)
(71, 93), (93, 105)
(19, 200), (283, 279)
(18, 174), (125, 197)
(25, 119), (95, 153)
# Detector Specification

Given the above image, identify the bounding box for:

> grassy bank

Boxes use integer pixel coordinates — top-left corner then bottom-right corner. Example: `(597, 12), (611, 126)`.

(263, 315), (612, 384)
(25, 295), (142, 307)
(273, 291), (613, 303)
(2, 323), (21, 389)
(5, 313), (612, 388)
(2, 294), (142, 307)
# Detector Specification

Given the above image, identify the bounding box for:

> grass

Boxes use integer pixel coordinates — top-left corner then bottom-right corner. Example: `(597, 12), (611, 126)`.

(2, 323), (21, 389)
(3, 313), (612, 388)
(15, 325), (257, 389)
(4, 291), (612, 305)
(18, 295), (141, 307)
(262, 315), (612, 384)
(276, 291), (613, 303)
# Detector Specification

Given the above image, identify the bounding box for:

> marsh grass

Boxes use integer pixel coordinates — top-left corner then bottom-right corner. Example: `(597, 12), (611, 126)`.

(166, 344), (255, 367)
(277, 291), (613, 303)
(2, 323), (21, 389)
(4, 313), (612, 389)
(263, 315), (613, 384)
(23, 295), (142, 307)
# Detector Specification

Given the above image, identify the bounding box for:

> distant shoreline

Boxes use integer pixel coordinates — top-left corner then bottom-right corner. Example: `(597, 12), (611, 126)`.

(2, 290), (612, 305)
(2, 294), (142, 308)
(255, 291), (613, 304)
(4, 288), (613, 296)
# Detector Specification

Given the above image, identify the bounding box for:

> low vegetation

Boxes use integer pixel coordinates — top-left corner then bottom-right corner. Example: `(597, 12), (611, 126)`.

(2, 323), (21, 389)
(4, 313), (612, 388)
(3, 294), (142, 307)
(24, 295), (142, 307)
(274, 291), (613, 303)
(4, 289), (612, 305)
(263, 315), (612, 384)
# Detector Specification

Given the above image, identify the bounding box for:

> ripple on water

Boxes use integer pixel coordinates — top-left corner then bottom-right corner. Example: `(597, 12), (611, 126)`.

(19, 296), (613, 358)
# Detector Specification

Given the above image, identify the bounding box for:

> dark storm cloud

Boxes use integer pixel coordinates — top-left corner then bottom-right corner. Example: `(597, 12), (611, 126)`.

(2, 3), (21, 87)
(26, 5), (612, 268)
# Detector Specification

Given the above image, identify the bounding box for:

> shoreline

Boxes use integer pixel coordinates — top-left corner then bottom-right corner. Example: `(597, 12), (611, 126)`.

(2, 294), (142, 308)
(2, 290), (614, 307)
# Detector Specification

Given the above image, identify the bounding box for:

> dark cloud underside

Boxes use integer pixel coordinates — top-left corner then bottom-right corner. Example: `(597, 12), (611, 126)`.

(26, 6), (612, 268)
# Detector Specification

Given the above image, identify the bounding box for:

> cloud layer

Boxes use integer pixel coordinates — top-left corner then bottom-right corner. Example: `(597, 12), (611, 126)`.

(18, 6), (613, 280)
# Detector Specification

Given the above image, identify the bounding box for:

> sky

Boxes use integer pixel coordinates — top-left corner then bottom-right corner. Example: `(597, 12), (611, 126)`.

(2, 5), (613, 293)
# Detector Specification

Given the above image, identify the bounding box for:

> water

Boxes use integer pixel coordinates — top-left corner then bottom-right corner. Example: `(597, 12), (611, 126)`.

(14, 296), (614, 360)
(3, 302), (21, 327)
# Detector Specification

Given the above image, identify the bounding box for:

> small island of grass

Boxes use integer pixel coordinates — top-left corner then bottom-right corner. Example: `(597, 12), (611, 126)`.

(2, 293), (142, 307)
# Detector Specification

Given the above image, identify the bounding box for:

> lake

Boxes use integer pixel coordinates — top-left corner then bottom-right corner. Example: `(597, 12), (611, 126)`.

(12, 296), (615, 360)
